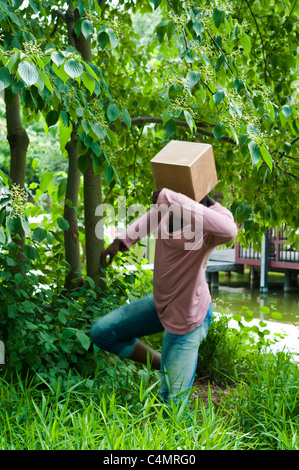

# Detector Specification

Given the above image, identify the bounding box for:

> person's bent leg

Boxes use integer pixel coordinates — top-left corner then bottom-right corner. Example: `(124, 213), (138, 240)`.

(129, 340), (161, 370)
(90, 294), (163, 366)
(159, 302), (214, 405)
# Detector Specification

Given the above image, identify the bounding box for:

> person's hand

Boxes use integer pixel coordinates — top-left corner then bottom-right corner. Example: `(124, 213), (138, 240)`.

(200, 195), (216, 207)
(100, 239), (122, 268)
(152, 189), (162, 205)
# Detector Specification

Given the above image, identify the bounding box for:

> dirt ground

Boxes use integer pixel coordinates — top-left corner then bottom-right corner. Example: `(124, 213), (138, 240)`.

(190, 376), (232, 407)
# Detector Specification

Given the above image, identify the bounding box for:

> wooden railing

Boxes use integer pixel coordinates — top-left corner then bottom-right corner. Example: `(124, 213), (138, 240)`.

(235, 226), (299, 271)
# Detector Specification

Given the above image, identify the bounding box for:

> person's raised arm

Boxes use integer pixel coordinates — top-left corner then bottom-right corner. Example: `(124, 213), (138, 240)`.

(157, 188), (237, 244)
(100, 238), (127, 268)
(100, 196), (161, 268)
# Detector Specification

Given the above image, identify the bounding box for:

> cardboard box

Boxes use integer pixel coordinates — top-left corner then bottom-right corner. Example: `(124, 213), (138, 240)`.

(151, 140), (218, 202)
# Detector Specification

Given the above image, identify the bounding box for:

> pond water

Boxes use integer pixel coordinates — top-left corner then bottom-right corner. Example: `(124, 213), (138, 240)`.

(210, 271), (299, 324)
(210, 271), (299, 356)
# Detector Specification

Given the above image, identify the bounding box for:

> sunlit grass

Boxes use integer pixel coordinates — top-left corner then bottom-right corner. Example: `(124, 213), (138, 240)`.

(1, 319), (298, 450)
(0, 371), (249, 450)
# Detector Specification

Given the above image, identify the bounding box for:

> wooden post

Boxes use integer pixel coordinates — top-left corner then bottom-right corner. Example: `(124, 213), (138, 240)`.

(211, 271), (219, 289)
(260, 230), (269, 293)
(250, 266), (256, 281)
(284, 270), (292, 292)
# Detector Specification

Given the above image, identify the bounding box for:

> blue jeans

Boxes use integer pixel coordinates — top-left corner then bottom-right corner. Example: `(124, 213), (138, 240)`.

(90, 294), (213, 404)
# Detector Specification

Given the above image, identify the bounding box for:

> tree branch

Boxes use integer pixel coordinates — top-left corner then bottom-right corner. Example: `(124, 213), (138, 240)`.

(50, 9), (66, 37)
(166, 0), (188, 50)
(243, 0), (269, 81)
(110, 116), (236, 145)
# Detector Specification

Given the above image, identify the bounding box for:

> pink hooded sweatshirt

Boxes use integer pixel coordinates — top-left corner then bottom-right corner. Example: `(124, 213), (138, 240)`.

(119, 188), (238, 335)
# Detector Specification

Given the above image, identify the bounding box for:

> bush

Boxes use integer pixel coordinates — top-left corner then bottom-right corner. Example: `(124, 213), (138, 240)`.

(197, 311), (244, 383)
(224, 351), (299, 450)
(196, 308), (284, 384)
(0, 236), (155, 385)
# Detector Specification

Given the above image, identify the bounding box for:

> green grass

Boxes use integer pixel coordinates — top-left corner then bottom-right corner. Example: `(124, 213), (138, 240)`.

(1, 311), (298, 451)
(0, 371), (248, 450)
(1, 349), (298, 450)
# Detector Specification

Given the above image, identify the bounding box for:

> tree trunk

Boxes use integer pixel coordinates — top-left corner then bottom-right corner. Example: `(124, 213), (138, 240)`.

(73, 6), (104, 291)
(61, 3), (82, 289)
(62, 2), (104, 290)
(83, 157), (104, 288)
(6, 93), (29, 188)
(6, 92), (29, 255)
(64, 129), (82, 289)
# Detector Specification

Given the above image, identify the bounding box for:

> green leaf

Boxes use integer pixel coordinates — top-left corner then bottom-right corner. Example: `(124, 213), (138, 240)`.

(52, 63), (69, 84)
(186, 70), (200, 89)
(64, 59), (83, 79)
(233, 314), (242, 322)
(76, 0), (86, 16)
(14, 273), (24, 285)
(259, 306), (270, 315)
(82, 71), (95, 95)
(33, 227), (47, 242)
(24, 244), (39, 260)
(122, 108), (131, 127)
(39, 70), (53, 94)
(248, 141), (261, 165)
(46, 110), (59, 127)
(81, 19), (93, 39)
(40, 172), (53, 192)
(7, 51), (20, 74)
(84, 62), (100, 83)
(77, 154), (89, 174)
(0, 67), (12, 92)
(184, 110), (193, 132)
(150, 0), (162, 9)
(17, 61), (39, 86)
(51, 51), (65, 68)
(212, 8), (225, 28)
(98, 31), (109, 49)
(58, 310), (67, 325)
(260, 144), (273, 171)
(0, 227), (6, 245)
(193, 20), (204, 36)
(90, 122), (107, 140)
(57, 179), (67, 202)
(76, 107), (84, 117)
(107, 103), (119, 122)
(21, 216), (30, 236)
(240, 34), (251, 54)
(57, 217), (70, 231)
(59, 122), (72, 155)
(213, 90), (225, 105)
(107, 29), (118, 49)
(282, 105), (292, 118)
(271, 311), (282, 320)
(213, 123), (226, 141)
(91, 141), (101, 156)
(104, 165), (114, 184)
(156, 21), (168, 42)
(164, 119), (176, 139)
(76, 330), (91, 351)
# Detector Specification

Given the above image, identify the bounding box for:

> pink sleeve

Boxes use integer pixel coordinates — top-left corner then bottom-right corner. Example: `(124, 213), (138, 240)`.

(202, 203), (238, 245)
(117, 208), (160, 251)
(157, 188), (238, 245)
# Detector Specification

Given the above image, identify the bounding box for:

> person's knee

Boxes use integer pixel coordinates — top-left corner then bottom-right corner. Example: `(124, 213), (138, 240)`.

(90, 319), (111, 351)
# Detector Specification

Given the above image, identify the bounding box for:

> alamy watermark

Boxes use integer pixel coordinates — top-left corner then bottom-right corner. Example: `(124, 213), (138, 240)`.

(0, 341), (4, 365)
(95, 197), (203, 251)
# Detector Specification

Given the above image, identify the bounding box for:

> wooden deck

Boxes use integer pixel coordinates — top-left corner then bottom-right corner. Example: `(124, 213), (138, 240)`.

(206, 248), (243, 274)
(130, 241), (298, 292)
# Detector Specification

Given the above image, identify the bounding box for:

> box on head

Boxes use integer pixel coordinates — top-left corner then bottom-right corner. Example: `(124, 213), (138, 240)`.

(151, 140), (218, 202)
